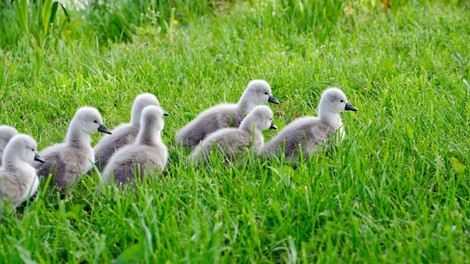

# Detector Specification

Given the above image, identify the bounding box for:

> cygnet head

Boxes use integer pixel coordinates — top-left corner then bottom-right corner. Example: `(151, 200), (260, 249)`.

(3, 134), (44, 165)
(71, 107), (112, 135)
(0, 126), (19, 150)
(131, 93), (160, 127)
(246, 105), (277, 131)
(243, 80), (280, 105)
(318, 88), (358, 115)
(140, 105), (169, 132)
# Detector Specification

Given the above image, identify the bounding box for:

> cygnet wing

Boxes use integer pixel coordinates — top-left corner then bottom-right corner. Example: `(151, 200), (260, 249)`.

(0, 171), (23, 202)
(104, 145), (165, 185)
(35, 145), (90, 188)
(176, 104), (239, 147)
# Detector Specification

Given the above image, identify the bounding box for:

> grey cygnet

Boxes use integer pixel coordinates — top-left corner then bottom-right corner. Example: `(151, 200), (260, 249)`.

(94, 93), (160, 170)
(176, 80), (280, 148)
(102, 106), (169, 186)
(0, 134), (44, 213)
(34, 107), (111, 190)
(191, 105), (277, 163)
(263, 87), (357, 161)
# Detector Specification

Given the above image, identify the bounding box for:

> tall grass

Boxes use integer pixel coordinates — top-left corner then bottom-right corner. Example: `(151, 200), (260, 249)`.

(82, 0), (238, 44)
(11, 0), (69, 76)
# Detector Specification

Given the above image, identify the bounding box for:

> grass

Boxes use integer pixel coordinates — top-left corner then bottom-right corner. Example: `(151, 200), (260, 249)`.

(0, 0), (469, 262)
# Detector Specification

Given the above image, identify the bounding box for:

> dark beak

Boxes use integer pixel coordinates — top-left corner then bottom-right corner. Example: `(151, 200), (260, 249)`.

(34, 153), (45, 163)
(270, 122), (278, 130)
(345, 102), (358, 112)
(98, 124), (112, 134)
(163, 111), (170, 116)
(268, 95), (280, 105)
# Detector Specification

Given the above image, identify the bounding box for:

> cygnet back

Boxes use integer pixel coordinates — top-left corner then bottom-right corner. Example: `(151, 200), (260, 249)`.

(94, 93), (160, 170)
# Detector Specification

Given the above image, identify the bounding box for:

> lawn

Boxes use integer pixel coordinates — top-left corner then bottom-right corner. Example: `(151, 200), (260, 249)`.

(0, 0), (469, 262)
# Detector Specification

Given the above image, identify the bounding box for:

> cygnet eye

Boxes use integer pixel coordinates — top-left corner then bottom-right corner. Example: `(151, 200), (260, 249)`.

(264, 92), (269, 95)
(93, 120), (98, 123)
(340, 100), (344, 103)
(31, 149), (34, 152)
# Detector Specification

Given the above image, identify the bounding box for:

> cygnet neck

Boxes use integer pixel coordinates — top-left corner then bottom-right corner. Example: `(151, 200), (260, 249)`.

(66, 122), (91, 148)
(240, 116), (261, 135)
(135, 122), (162, 146)
(237, 92), (257, 115)
(130, 109), (141, 128)
(318, 107), (342, 129)
(241, 117), (264, 153)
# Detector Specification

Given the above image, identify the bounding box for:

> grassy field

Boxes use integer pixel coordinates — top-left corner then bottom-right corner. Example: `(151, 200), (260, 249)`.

(0, 0), (469, 262)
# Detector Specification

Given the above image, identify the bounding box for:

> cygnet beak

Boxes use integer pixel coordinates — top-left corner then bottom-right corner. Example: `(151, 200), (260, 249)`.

(98, 124), (112, 134)
(163, 111), (170, 116)
(345, 102), (358, 112)
(34, 153), (45, 163)
(268, 95), (280, 105)
(270, 122), (278, 130)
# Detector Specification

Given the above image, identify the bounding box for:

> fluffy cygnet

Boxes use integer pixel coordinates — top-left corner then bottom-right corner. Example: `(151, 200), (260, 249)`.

(0, 134), (44, 212)
(263, 87), (357, 161)
(175, 80), (280, 148)
(191, 105), (277, 163)
(102, 106), (169, 185)
(94, 93), (160, 170)
(0, 125), (19, 167)
(34, 107), (111, 189)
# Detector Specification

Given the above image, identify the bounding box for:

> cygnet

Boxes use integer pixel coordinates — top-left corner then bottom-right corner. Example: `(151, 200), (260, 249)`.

(263, 87), (357, 161)
(102, 106), (169, 185)
(0, 125), (19, 166)
(34, 107), (111, 189)
(176, 80), (280, 148)
(0, 134), (44, 213)
(191, 105), (277, 163)
(94, 93), (160, 170)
